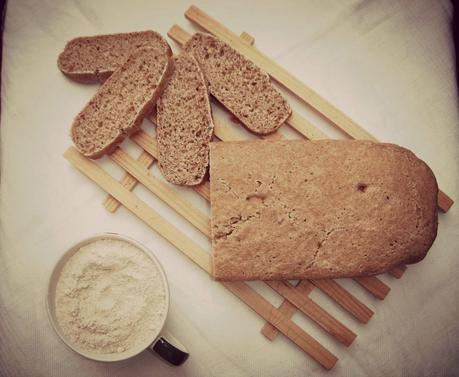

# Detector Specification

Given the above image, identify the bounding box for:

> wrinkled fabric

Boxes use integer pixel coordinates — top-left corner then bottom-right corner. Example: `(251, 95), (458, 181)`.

(1, 1), (458, 376)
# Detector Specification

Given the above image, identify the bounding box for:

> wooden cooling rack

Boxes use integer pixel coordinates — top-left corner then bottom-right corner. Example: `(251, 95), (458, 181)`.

(64, 5), (454, 370)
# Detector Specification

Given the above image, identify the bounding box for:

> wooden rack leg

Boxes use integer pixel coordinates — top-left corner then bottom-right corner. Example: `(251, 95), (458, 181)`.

(261, 281), (310, 340)
(388, 265), (407, 279)
(354, 276), (390, 300)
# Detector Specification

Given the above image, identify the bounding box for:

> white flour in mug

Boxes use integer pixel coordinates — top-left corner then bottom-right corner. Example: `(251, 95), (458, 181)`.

(54, 238), (167, 354)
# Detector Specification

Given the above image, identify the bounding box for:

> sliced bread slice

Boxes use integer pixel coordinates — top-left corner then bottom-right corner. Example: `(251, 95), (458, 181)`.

(58, 31), (172, 83)
(184, 32), (291, 135)
(156, 53), (214, 185)
(71, 47), (173, 159)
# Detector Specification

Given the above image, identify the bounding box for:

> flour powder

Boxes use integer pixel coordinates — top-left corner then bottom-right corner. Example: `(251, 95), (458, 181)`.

(54, 238), (167, 354)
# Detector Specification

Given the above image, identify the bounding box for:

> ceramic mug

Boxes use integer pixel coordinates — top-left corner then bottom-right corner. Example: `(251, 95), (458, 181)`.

(46, 233), (189, 365)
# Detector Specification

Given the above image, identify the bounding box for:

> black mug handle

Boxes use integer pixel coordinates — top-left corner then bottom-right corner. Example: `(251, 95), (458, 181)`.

(148, 330), (189, 366)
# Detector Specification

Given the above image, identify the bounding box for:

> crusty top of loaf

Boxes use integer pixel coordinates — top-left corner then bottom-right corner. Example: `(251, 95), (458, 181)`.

(184, 32), (291, 135)
(157, 53), (214, 185)
(71, 47), (172, 159)
(58, 31), (172, 83)
(210, 140), (438, 281)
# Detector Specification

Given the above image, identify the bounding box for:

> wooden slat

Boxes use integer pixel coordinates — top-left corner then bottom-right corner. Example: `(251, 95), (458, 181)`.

(262, 301), (297, 340)
(214, 118), (248, 141)
(261, 281), (308, 340)
(64, 147), (212, 273)
(193, 182), (211, 202)
(287, 110), (328, 140)
(261, 131), (284, 141)
(181, 5), (453, 212)
(239, 31), (254, 45)
(354, 276), (390, 300)
(266, 281), (356, 346)
(109, 147), (210, 236)
(64, 146), (338, 369)
(310, 279), (374, 323)
(354, 275), (390, 293)
(167, 24), (329, 141)
(388, 265), (407, 279)
(131, 129), (159, 156)
(168, 23), (192, 45)
(223, 281), (338, 369)
(438, 190), (454, 213)
(103, 151), (155, 212)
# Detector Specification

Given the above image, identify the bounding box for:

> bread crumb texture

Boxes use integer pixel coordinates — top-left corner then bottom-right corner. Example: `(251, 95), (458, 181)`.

(71, 47), (172, 159)
(58, 31), (171, 83)
(184, 32), (291, 135)
(210, 140), (438, 281)
(157, 53), (214, 185)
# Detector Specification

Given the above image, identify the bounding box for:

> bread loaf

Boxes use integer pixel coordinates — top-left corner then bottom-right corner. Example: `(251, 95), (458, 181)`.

(157, 53), (214, 185)
(184, 32), (291, 135)
(58, 31), (172, 83)
(71, 47), (173, 159)
(210, 140), (438, 281)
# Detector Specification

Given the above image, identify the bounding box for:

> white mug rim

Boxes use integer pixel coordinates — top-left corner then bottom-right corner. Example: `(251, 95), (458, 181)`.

(46, 232), (170, 362)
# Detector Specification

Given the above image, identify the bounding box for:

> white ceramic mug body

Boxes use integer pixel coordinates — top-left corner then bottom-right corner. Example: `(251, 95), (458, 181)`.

(46, 233), (188, 365)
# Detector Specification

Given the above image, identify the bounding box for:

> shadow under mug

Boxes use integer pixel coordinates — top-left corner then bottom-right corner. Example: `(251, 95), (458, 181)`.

(46, 233), (189, 366)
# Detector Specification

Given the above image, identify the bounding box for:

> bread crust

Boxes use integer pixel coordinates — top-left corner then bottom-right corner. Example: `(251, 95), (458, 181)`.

(210, 140), (438, 281)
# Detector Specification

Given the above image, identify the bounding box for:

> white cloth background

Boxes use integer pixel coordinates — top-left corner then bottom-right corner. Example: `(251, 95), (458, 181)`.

(1, 0), (458, 376)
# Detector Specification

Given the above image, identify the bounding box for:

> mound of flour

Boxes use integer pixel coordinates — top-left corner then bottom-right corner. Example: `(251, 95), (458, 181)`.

(55, 238), (167, 354)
